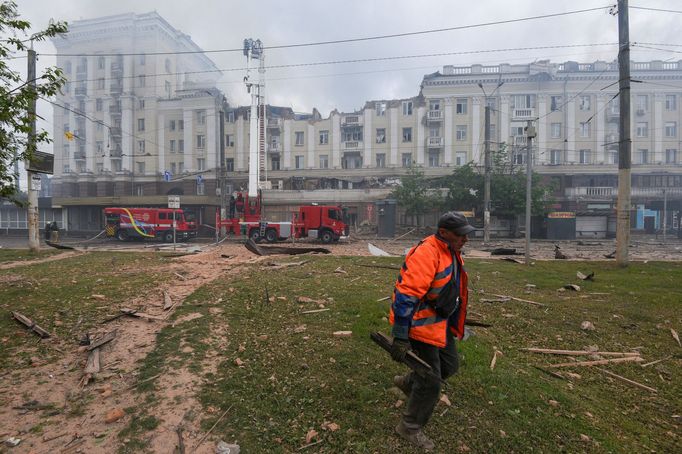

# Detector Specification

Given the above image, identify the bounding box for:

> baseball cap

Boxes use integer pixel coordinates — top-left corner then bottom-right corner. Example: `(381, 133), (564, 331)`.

(437, 211), (476, 236)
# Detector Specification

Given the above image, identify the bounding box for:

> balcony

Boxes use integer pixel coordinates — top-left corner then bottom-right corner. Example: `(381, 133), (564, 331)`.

(512, 108), (535, 119)
(512, 136), (528, 146)
(632, 187), (682, 197)
(74, 86), (87, 97)
(268, 143), (280, 153)
(110, 147), (123, 158)
(111, 62), (123, 76)
(427, 110), (443, 121)
(110, 127), (122, 139)
(110, 84), (123, 95)
(74, 151), (86, 160)
(604, 133), (618, 144)
(109, 104), (121, 115)
(342, 140), (363, 150)
(267, 118), (282, 128)
(341, 115), (363, 127)
(606, 109), (619, 122)
(565, 186), (615, 198)
(76, 65), (87, 76)
(427, 137), (444, 148)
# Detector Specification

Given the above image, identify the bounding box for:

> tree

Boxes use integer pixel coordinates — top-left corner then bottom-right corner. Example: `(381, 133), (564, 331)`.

(391, 165), (440, 226)
(0, 1), (67, 199)
(439, 163), (483, 213)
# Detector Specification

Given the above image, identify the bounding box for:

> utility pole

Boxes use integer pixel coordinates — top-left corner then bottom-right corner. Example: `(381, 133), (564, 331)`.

(218, 108), (225, 242)
(525, 121), (536, 265)
(616, 0), (632, 267)
(483, 101), (491, 243)
(27, 45), (39, 252)
(662, 189), (667, 244)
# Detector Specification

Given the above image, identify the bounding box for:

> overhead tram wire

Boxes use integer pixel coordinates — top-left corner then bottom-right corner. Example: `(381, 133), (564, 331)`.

(629, 5), (682, 14)
(41, 6), (615, 58)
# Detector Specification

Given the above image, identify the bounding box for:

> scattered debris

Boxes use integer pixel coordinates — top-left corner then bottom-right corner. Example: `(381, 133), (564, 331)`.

(580, 321), (595, 331)
(671, 328), (681, 348)
(301, 308), (330, 314)
(297, 296), (325, 305)
(564, 284), (581, 291)
(490, 294), (546, 307)
(104, 408), (125, 423)
(163, 291), (173, 310)
(480, 296), (511, 304)
(554, 245), (568, 259)
(117, 308), (165, 322)
(532, 365), (565, 380)
(193, 405), (233, 453)
(604, 250), (616, 259)
(368, 243), (396, 257)
(548, 399), (560, 407)
(355, 262), (401, 271)
(91, 294), (106, 300)
(173, 313), (203, 326)
(245, 239), (330, 256)
(596, 367), (658, 393)
(84, 348), (101, 374)
(266, 260), (309, 269)
(439, 394), (452, 407)
(577, 271), (595, 281)
(490, 349), (503, 370)
(525, 284), (536, 289)
(215, 441), (239, 454)
(297, 439), (323, 451)
(11, 311), (50, 338)
(376, 296), (391, 302)
(464, 319), (492, 328)
(4, 437), (21, 447)
(321, 421), (340, 432)
(641, 355), (673, 368)
(502, 257), (523, 264)
(521, 348), (640, 357)
(489, 248), (520, 256)
(305, 429), (318, 444)
(176, 427), (185, 454)
(88, 330), (117, 351)
(547, 356), (644, 368)
(174, 272), (187, 281)
(333, 331), (352, 337)
(333, 266), (348, 274)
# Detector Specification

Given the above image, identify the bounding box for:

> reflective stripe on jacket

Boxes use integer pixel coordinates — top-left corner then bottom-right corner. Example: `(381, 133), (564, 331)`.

(389, 234), (468, 347)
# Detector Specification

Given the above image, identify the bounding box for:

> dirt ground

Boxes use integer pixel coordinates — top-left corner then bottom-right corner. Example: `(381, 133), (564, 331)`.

(2, 234), (682, 453)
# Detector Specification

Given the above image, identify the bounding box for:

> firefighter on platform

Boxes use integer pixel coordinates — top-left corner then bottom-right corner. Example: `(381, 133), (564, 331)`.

(389, 211), (475, 451)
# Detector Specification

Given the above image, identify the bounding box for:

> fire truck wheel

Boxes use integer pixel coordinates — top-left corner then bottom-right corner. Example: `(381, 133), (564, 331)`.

(116, 229), (129, 242)
(249, 229), (261, 243)
(265, 228), (278, 243)
(320, 230), (334, 244)
(163, 231), (174, 243)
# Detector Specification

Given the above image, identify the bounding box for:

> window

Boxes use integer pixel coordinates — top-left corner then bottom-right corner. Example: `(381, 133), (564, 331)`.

(456, 125), (467, 141)
(579, 122), (590, 138)
(112, 160), (122, 172)
(512, 94), (533, 109)
(139, 54), (146, 65)
(226, 158), (234, 172)
(97, 78), (105, 89)
(319, 155), (329, 169)
(196, 110), (206, 125)
(63, 164), (70, 173)
(165, 58), (171, 73)
(665, 122), (677, 138)
(179, 139), (184, 153)
(579, 149), (591, 164)
(402, 101), (413, 115)
(65, 61), (72, 73)
(62, 144), (70, 158)
(579, 95), (591, 111)
(455, 152), (467, 166)
(136, 161), (145, 174)
(550, 149), (562, 165)
(402, 127), (412, 142)
(375, 102), (386, 116)
(137, 118), (145, 131)
(170, 140), (176, 152)
(96, 163), (104, 173)
(456, 98), (468, 114)
(402, 153), (412, 167)
(138, 75), (146, 87)
(170, 120), (176, 131)
(96, 141), (103, 154)
(197, 158), (205, 171)
(271, 157), (280, 171)
(376, 128), (386, 143)
(637, 149), (649, 164)
(97, 56), (105, 69)
(513, 152), (525, 165)
(429, 126), (439, 138)
(96, 98), (102, 111)
(429, 99), (441, 111)
(226, 134), (234, 147)
(139, 99), (145, 109)
(295, 155), (304, 169)
(138, 140), (145, 153)
(227, 112), (235, 123)
(170, 163), (177, 174)
(295, 131), (304, 146)
(319, 130), (329, 145)
(428, 152), (440, 167)
(342, 128), (363, 142)
(179, 120), (184, 130)
(550, 95), (563, 112)
(178, 162), (184, 173)
(551, 123), (562, 138)
(666, 95), (677, 111)
(636, 122), (648, 138)
(376, 153), (386, 168)
(666, 149), (677, 164)
(635, 95), (648, 113)
(196, 135), (205, 148)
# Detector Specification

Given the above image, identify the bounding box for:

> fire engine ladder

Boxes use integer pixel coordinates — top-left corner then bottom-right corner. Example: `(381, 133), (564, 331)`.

(258, 103), (267, 186)
(259, 220), (267, 237)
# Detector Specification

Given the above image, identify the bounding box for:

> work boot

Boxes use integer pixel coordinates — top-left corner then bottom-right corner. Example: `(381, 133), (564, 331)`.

(393, 374), (411, 397)
(395, 421), (435, 451)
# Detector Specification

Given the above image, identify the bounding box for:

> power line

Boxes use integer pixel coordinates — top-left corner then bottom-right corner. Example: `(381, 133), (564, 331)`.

(630, 5), (682, 14)
(41, 6), (614, 58)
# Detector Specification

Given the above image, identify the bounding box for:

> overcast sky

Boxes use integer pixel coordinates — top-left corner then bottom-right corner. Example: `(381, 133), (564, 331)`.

(9, 0), (682, 149)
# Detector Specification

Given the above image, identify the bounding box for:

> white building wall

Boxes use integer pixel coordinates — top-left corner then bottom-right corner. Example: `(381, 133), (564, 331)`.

(444, 99), (454, 164)
(283, 119), (292, 170)
(331, 114), (341, 168)
(471, 98), (481, 165)
(307, 124), (315, 169)
(363, 109), (373, 168)
(183, 110), (193, 172)
(416, 106), (426, 166)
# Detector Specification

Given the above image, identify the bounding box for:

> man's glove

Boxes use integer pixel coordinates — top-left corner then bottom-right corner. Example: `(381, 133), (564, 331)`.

(390, 338), (412, 362)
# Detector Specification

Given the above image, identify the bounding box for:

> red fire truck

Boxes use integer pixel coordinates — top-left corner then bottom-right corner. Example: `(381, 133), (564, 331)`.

(104, 207), (197, 242)
(216, 191), (347, 243)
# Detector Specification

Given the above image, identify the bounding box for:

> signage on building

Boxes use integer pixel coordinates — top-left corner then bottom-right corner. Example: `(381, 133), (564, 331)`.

(548, 212), (576, 219)
(31, 175), (42, 191)
(168, 195), (180, 209)
(25, 151), (54, 175)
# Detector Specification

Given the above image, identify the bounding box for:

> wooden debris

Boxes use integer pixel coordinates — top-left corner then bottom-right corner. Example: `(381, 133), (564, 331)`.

(301, 308), (330, 314)
(480, 297), (511, 303)
(11, 311), (50, 338)
(490, 349), (503, 370)
(174, 272), (187, 281)
(502, 257), (523, 264)
(163, 291), (173, 310)
(119, 309), (165, 321)
(521, 348), (641, 357)
(42, 432), (68, 442)
(126, 373), (162, 390)
(176, 427), (185, 454)
(101, 308), (137, 324)
(266, 260), (309, 268)
(355, 263), (401, 271)
(548, 356), (644, 368)
(84, 348), (101, 374)
(192, 405), (232, 453)
(88, 330), (117, 351)
(577, 271), (595, 281)
(564, 284), (581, 291)
(672, 328), (681, 348)
(297, 439), (324, 451)
(245, 239), (330, 256)
(91, 294), (106, 300)
(333, 266), (347, 274)
(465, 319), (492, 328)
(490, 294), (546, 307)
(376, 296), (391, 302)
(641, 355), (673, 368)
(333, 331), (352, 337)
(596, 367), (658, 393)
(532, 365), (565, 380)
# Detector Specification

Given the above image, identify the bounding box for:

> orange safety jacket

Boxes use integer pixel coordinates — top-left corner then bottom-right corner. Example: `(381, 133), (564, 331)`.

(389, 234), (468, 347)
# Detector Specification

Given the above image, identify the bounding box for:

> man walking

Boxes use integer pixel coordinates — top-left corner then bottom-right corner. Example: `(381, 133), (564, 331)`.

(389, 211), (474, 451)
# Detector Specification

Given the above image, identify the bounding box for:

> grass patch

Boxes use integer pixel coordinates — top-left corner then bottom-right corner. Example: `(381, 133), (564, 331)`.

(135, 256), (681, 452)
(0, 248), (59, 263)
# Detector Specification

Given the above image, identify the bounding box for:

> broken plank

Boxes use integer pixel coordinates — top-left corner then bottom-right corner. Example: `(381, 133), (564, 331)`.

(11, 311), (50, 338)
(521, 348), (641, 357)
(641, 355), (673, 368)
(532, 365), (566, 380)
(84, 348), (101, 374)
(596, 367), (657, 393)
(376, 296), (391, 302)
(301, 308), (330, 314)
(163, 291), (173, 310)
(173, 272), (187, 281)
(87, 330), (117, 351)
(547, 356), (644, 368)
(120, 309), (166, 321)
(490, 293), (546, 307)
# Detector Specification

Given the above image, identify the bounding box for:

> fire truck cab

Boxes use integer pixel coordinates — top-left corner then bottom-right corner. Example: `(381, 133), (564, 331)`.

(104, 207), (197, 242)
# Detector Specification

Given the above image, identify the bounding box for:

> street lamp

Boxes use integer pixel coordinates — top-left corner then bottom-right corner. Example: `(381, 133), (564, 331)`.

(477, 81), (503, 243)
